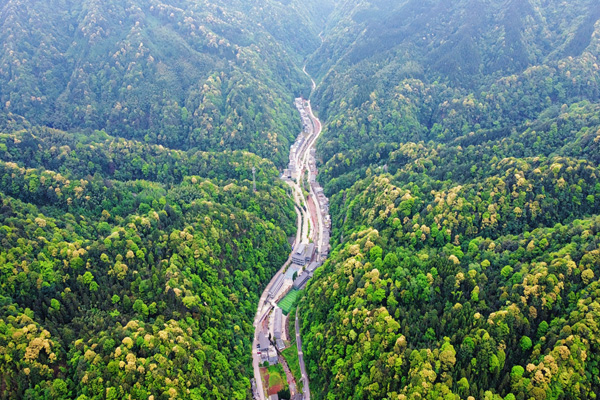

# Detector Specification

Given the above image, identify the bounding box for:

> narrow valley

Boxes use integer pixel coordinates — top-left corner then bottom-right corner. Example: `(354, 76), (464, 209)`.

(251, 73), (330, 400)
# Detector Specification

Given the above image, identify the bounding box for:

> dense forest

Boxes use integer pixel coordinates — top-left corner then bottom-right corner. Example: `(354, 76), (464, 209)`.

(0, 127), (300, 399)
(0, 0), (325, 398)
(299, 0), (600, 399)
(3, 0), (600, 399)
(0, 0), (327, 166)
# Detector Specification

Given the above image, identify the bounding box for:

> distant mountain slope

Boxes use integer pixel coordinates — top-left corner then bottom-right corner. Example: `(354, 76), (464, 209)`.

(0, 0), (323, 165)
(311, 0), (600, 175)
(310, 0), (600, 86)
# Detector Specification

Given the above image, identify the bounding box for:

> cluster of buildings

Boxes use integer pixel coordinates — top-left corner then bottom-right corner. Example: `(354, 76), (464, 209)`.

(257, 307), (286, 366)
(256, 98), (333, 400)
(293, 260), (322, 290)
(257, 331), (278, 365)
(257, 242), (320, 367)
(295, 97), (312, 134)
(291, 242), (318, 290)
(283, 134), (305, 181)
(306, 149), (332, 258)
(286, 97), (333, 290)
(282, 98), (314, 181)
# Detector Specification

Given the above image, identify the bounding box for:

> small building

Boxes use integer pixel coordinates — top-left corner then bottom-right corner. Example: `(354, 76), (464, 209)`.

(293, 271), (310, 289)
(269, 395), (279, 400)
(269, 275), (285, 299)
(268, 349), (278, 365)
(292, 243), (306, 265)
(273, 308), (283, 340)
(307, 261), (319, 274)
(276, 338), (285, 351)
(321, 232), (330, 249)
(305, 243), (316, 263)
(259, 332), (270, 363)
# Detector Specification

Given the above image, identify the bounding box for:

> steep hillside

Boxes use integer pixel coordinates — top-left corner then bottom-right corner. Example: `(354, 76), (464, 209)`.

(300, 1), (600, 399)
(0, 127), (299, 399)
(3, 0), (600, 398)
(0, 0), (323, 166)
(0, 0), (329, 398)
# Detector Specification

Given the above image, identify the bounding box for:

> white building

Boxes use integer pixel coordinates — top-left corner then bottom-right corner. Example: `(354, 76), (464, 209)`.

(273, 308), (283, 340)
(292, 243), (306, 265)
(293, 271), (310, 289)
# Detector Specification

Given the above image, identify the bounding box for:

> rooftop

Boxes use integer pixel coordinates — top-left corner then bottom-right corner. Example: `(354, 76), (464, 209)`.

(294, 271), (311, 289)
(274, 308), (282, 336)
(276, 338), (285, 350)
(269, 275), (285, 296)
(294, 243), (306, 255)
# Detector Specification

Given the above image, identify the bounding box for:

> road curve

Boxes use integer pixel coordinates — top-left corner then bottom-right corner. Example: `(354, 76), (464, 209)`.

(252, 208), (301, 400)
(252, 64), (326, 400)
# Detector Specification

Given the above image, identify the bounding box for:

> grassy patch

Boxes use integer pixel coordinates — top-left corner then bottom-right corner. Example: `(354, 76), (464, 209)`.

(278, 289), (300, 315)
(267, 364), (287, 389)
(269, 371), (283, 387)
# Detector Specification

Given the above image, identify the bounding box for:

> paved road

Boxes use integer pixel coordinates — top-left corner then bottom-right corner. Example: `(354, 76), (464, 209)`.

(291, 76), (325, 400)
(252, 209), (302, 400)
(289, 69), (325, 400)
(252, 107), (315, 399)
(296, 307), (310, 400)
(303, 65), (317, 90)
(302, 100), (325, 252)
(252, 65), (326, 400)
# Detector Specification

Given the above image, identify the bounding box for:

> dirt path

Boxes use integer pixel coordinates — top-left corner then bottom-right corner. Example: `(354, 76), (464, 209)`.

(279, 355), (297, 396)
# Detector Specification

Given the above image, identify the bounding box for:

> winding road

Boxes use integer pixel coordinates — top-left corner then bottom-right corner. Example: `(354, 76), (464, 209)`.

(295, 308), (310, 400)
(251, 66), (326, 400)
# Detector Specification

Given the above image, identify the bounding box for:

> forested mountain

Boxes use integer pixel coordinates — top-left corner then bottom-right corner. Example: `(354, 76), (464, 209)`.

(3, 0), (600, 399)
(0, 0), (324, 166)
(0, 126), (300, 399)
(299, 0), (600, 399)
(0, 0), (324, 398)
